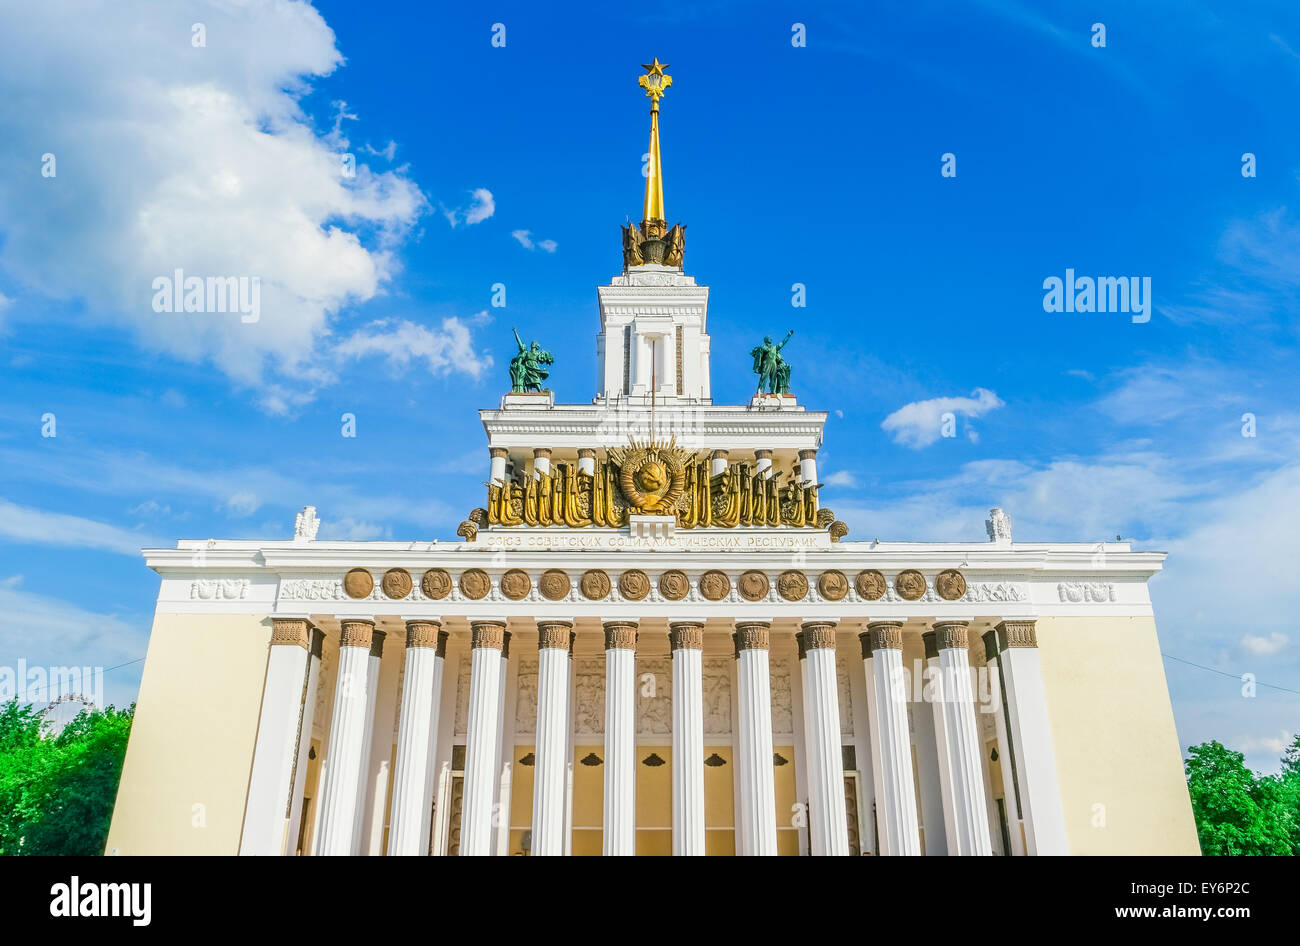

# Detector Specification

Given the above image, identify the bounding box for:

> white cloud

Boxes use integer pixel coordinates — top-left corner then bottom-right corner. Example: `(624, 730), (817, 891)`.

(1241, 632), (1288, 656)
(512, 229), (558, 253)
(0, 579), (148, 707)
(0, 498), (160, 555)
(223, 491), (261, 517)
(880, 388), (1004, 448)
(319, 517), (389, 540)
(823, 470), (857, 488)
(444, 187), (495, 227)
(0, 0), (460, 406)
(334, 316), (493, 380)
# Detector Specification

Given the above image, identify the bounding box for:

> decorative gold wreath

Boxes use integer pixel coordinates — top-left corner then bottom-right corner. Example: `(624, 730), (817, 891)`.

(607, 438), (694, 513)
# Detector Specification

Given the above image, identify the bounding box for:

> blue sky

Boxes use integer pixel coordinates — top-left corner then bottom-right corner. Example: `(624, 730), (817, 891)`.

(0, 0), (1296, 771)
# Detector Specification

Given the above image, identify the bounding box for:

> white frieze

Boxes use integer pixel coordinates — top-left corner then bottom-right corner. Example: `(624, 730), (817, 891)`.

(636, 657), (672, 735)
(191, 578), (249, 600)
(1057, 581), (1118, 603)
(770, 656), (793, 736)
(703, 657), (732, 735)
(514, 659), (538, 736)
(574, 658), (605, 736)
(965, 581), (1030, 603)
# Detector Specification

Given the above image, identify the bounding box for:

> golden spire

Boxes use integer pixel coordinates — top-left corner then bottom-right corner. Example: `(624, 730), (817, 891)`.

(638, 58), (671, 237)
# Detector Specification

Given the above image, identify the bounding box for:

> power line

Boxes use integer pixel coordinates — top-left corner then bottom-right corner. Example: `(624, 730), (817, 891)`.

(11, 656), (145, 702)
(1161, 652), (1300, 696)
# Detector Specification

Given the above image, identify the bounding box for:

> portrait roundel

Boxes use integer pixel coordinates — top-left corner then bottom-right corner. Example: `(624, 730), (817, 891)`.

(580, 569), (611, 600)
(935, 569), (967, 601)
(381, 568), (412, 600)
(817, 570), (849, 601)
(895, 569), (927, 601)
(343, 568), (373, 600)
(421, 568), (452, 600)
(699, 570), (731, 601)
(777, 570), (809, 602)
(738, 570), (770, 601)
(658, 570), (690, 601)
(540, 569), (571, 601)
(619, 569), (650, 601)
(855, 570), (886, 601)
(500, 569), (531, 601)
(459, 568), (491, 601)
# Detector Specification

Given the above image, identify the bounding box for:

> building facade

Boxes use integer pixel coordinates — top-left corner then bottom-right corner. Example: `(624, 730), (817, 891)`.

(105, 62), (1198, 856)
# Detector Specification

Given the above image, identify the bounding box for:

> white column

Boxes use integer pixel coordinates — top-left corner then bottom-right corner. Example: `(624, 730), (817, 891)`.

(531, 620), (573, 856)
(735, 622), (778, 856)
(387, 620), (447, 856)
(860, 632), (883, 855)
(925, 623), (993, 856)
(753, 449), (773, 479)
(460, 621), (506, 856)
(314, 618), (376, 856)
(603, 621), (638, 856)
(796, 631), (824, 854)
(577, 448), (596, 477)
(981, 630), (1026, 855)
(285, 627), (324, 856)
(798, 449), (818, 485)
(532, 447), (551, 478)
(670, 621), (706, 856)
(864, 621), (921, 855)
(711, 449), (728, 477)
(240, 617), (315, 856)
(351, 629), (386, 855)
(989, 621), (1069, 855)
(801, 622), (848, 856)
(493, 632), (518, 856)
(489, 446), (508, 485)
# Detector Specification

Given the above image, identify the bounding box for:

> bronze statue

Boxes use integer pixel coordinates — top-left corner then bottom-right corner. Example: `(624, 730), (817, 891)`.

(751, 330), (794, 395)
(509, 328), (554, 393)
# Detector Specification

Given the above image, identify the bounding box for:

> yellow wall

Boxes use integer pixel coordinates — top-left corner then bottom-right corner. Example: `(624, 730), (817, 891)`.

(106, 612), (273, 855)
(1036, 615), (1199, 855)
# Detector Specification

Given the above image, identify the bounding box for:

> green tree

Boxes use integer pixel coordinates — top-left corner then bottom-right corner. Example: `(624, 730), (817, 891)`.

(1184, 739), (1295, 855)
(0, 700), (134, 856)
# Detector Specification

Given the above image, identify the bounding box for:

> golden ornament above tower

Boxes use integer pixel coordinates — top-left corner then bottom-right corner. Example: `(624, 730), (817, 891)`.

(622, 58), (686, 269)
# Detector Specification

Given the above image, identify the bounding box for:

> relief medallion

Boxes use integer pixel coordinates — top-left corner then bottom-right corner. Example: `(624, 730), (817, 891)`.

(343, 568), (374, 600)
(658, 570), (690, 601)
(460, 568), (491, 601)
(381, 567), (412, 599)
(777, 570), (809, 602)
(421, 569), (452, 600)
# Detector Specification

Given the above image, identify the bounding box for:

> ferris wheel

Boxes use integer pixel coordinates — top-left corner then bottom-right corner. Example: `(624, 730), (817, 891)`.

(40, 692), (98, 734)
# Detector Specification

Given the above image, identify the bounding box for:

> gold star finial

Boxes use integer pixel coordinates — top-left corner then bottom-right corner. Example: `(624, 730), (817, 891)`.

(638, 58), (673, 104)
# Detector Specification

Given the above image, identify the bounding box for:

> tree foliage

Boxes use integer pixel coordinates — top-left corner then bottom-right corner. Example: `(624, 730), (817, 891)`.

(1185, 737), (1300, 856)
(0, 700), (134, 856)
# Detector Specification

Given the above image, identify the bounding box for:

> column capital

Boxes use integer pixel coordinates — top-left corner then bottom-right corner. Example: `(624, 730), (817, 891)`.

(933, 620), (970, 651)
(709, 449), (728, 460)
(735, 622), (771, 652)
(865, 620), (904, 653)
(994, 619), (1038, 650)
(799, 621), (836, 651)
(533, 447), (552, 459)
(982, 628), (1000, 662)
(470, 620), (507, 650)
(603, 621), (638, 650)
(503, 630), (513, 659)
(404, 619), (444, 650)
(754, 449), (773, 459)
(669, 622), (704, 650)
(489, 446), (509, 458)
(795, 630), (807, 660)
(578, 448), (596, 458)
(798, 448), (818, 460)
(369, 628), (387, 658)
(310, 627), (325, 659)
(270, 617), (313, 648)
(538, 620), (574, 649)
(338, 618), (375, 649)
